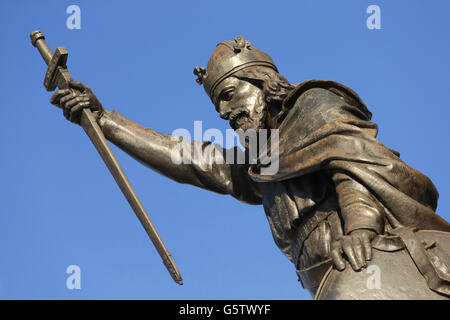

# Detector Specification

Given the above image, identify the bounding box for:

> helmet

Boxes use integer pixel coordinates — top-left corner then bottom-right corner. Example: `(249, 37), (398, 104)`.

(194, 36), (278, 100)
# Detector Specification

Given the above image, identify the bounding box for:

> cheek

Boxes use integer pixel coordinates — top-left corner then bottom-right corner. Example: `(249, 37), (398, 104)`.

(234, 91), (263, 112)
(248, 92), (265, 115)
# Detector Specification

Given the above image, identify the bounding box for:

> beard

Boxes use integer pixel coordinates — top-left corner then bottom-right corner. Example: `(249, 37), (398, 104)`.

(232, 91), (268, 150)
(231, 90), (267, 131)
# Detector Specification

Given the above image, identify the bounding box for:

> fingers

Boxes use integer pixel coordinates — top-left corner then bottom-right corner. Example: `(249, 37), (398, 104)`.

(50, 89), (71, 106)
(56, 92), (89, 123)
(65, 97), (89, 123)
(59, 90), (79, 106)
(352, 236), (367, 269)
(63, 107), (70, 120)
(70, 101), (89, 116)
(361, 233), (372, 261)
(342, 237), (362, 271)
(69, 101), (90, 123)
(63, 95), (89, 110)
(331, 233), (374, 272)
(331, 241), (346, 271)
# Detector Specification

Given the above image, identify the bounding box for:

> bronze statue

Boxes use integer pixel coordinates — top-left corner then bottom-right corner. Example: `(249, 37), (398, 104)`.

(34, 33), (450, 299)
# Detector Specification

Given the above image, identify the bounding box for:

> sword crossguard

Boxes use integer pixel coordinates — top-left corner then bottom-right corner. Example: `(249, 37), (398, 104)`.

(44, 47), (69, 91)
(30, 30), (71, 91)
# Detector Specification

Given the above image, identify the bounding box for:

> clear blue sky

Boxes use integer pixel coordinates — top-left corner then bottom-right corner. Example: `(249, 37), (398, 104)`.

(1, 0), (449, 299)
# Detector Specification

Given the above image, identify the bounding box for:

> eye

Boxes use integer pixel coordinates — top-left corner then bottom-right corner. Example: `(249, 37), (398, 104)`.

(220, 88), (234, 102)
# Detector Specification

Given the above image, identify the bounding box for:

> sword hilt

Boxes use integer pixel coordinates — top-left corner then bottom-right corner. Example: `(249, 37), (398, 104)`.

(30, 30), (71, 91)
(30, 31), (52, 65)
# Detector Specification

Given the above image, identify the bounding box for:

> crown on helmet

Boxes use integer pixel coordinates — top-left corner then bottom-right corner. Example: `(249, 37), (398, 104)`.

(194, 36), (278, 100)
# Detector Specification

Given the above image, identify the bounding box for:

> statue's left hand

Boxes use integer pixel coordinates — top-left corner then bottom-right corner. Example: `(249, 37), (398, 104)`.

(331, 229), (376, 271)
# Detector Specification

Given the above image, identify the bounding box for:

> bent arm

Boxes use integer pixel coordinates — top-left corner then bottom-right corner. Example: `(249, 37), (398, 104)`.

(97, 109), (262, 204)
(330, 171), (384, 235)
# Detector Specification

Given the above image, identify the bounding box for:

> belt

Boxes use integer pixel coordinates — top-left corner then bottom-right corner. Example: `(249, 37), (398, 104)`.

(296, 258), (333, 290)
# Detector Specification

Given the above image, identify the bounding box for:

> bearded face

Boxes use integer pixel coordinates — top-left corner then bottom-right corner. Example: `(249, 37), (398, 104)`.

(213, 77), (267, 132)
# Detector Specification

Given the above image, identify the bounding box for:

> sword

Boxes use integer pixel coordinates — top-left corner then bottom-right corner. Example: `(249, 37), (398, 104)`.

(30, 30), (183, 285)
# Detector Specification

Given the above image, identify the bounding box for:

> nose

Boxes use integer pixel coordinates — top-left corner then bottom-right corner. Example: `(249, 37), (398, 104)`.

(218, 103), (231, 120)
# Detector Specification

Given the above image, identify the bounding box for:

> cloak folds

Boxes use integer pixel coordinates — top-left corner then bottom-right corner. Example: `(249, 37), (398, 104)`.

(249, 80), (450, 233)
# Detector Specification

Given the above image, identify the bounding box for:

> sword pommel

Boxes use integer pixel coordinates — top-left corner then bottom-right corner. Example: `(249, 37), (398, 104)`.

(30, 30), (53, 65)
(30, 30), (45, 47)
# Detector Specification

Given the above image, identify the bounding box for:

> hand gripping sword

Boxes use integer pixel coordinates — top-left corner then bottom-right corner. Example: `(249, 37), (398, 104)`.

(30, 30), (183, 285)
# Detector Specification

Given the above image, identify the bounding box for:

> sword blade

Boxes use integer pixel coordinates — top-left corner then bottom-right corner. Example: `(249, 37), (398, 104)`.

(80, 109), (183, 285)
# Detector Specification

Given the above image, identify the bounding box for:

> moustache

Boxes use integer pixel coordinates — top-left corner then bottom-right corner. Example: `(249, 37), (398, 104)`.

(229, 109), (249, 130)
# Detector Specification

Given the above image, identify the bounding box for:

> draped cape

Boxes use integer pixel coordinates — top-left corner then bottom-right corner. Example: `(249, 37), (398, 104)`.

(249, 80), (450, 233)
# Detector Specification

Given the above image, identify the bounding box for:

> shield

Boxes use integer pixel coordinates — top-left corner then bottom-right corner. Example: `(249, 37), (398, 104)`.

(315, 229), (450, 300)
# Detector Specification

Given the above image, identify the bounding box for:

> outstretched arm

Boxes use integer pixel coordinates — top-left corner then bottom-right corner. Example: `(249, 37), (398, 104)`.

(49, 80), (262, 205)
(98, 109), (262, 204)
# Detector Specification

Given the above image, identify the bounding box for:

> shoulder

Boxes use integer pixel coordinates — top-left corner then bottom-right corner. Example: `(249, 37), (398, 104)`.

(282, 79), (372, 121)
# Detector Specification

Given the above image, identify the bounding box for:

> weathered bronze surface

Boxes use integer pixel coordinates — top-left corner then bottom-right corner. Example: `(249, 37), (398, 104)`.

(316, 229), (449, 299)
(30, 31), (183, 285)
(37, 33), (450, 299)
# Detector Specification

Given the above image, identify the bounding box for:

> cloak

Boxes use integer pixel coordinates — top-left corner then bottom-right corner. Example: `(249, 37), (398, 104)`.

(249, 80), (450, 233)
